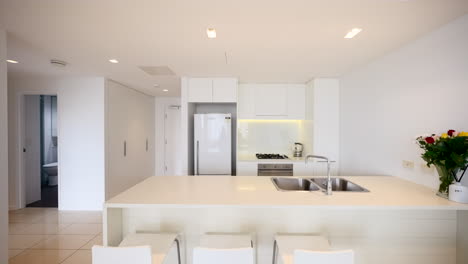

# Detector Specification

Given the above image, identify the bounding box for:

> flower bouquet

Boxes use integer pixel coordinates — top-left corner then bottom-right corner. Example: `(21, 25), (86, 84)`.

(416, 130), (468, 198)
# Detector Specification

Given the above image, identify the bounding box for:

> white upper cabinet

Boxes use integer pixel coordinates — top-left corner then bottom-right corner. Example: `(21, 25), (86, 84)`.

(238, 84), (256, 119)
(238, 83), (306, 119)
(188, 78), (237, 103)
(254, 84), (288, 117)
(188, 78), (213, 103)
(212, 78), (237, 102)
(287, 84), (306, 120)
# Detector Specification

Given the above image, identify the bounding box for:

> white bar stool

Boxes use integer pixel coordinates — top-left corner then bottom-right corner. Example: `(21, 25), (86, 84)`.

(273, 234), (354, 264)
(193, 233), (255, 264)
(92, 233), (181, 264)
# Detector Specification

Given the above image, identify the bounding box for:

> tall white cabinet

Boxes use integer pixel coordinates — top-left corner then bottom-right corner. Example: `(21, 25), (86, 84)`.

(307, 79), (340, 164)
(105, 80), (155, 199)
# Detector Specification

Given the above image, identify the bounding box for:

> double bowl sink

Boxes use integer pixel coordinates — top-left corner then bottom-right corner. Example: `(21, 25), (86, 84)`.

(271, 177), (369, 192)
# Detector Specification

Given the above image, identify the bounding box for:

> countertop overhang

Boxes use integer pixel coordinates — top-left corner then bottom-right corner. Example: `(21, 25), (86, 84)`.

(105, 176), (468, 210)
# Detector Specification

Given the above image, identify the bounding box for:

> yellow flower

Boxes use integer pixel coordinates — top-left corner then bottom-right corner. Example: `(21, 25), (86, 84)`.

(441, 133), (448, 138)
(458, 131), (468, 137)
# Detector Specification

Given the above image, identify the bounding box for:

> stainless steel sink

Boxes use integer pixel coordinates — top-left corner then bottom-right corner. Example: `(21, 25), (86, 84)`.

(309, 177), (369, 192)
(271, 177), (321, 192)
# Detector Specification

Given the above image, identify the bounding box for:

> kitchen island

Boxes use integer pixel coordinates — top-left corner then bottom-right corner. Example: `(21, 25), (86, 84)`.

(104, 176), (468, 264)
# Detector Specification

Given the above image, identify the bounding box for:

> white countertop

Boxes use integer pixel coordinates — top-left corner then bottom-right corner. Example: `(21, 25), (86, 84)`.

(105, 176), (468, 210)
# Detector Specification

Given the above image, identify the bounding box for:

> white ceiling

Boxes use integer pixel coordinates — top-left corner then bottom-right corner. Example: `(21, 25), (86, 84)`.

(1, 0), (467, 96)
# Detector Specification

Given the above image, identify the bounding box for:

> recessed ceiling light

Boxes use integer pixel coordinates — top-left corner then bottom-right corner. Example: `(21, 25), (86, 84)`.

(163, 89), (169, 92)
(344, 28), (362, 39)
(6, 59), (19, 64)
(154, 84), (159, 88)
(206, 28), (217, 39)
(109, 59), (119, 63)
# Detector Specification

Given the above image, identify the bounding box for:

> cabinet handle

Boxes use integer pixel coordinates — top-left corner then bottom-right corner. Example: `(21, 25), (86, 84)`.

(124, 141), (127, 157)
(146, 139), (148, 152)
(196, 140), (200, 175)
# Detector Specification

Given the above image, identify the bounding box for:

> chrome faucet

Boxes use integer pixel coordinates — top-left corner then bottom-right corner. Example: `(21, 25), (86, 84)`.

(305, 155), (332, 195)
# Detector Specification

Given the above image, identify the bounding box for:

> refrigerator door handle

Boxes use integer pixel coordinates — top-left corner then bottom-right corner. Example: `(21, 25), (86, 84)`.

(196, 140), (200, 175)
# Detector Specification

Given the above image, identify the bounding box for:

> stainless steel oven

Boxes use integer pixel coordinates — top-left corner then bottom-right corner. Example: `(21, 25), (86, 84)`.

(257, 164), (293, 176)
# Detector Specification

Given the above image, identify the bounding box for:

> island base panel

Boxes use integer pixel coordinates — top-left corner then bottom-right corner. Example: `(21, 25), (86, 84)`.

(104, 207), (457, 264)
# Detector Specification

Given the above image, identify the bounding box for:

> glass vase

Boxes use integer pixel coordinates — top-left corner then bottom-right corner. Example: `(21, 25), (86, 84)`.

(435, 165), (453, 198)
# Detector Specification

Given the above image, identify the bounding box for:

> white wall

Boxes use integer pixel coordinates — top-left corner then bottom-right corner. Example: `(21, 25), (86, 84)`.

(0, 28), (9, 264)
(154, 97), (181, 176)
(8, 74), (106, 210)
(340, 14), (468, 189)
(105, 80), (155, 199)
(58, 78), (105, 210)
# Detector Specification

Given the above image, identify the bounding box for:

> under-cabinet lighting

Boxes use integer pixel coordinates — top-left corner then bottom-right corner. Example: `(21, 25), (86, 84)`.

(6, 59), (19, 64)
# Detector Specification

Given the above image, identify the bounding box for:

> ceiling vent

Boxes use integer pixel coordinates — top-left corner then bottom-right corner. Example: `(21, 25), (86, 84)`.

(50, 59), (67, 67)
(139, 66), (175, 76)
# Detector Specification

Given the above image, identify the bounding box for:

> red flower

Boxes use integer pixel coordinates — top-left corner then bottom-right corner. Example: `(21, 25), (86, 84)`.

(448, 129), (456, 137)
(425, 137), (435, 144)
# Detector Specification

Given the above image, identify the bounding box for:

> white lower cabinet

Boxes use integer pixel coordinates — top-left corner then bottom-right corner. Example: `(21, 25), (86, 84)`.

(236, 162), (258, 176)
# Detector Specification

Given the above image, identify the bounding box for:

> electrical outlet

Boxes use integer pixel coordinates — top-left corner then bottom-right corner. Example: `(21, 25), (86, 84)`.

(402, 160), (415, 169)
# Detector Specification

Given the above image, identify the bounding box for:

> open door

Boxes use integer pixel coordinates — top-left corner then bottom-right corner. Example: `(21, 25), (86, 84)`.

(23, 95), (41, 204)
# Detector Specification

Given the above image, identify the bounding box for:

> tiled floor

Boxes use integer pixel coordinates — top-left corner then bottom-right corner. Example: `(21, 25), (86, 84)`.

(8, 208), (102, 264)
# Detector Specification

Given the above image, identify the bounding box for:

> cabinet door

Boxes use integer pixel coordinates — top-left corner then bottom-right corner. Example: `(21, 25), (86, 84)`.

(237, 84), (256, 119)
(287, 84), (306, 119)
(237, 162), (258, 176)
(213, 78), (237, 102)
(188, 78), (213, 102)
(254, 84), (287, 117)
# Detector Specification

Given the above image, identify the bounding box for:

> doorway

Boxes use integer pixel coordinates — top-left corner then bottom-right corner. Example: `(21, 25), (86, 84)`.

(23, 95), (58, 207)
(164, 104), (182, 175)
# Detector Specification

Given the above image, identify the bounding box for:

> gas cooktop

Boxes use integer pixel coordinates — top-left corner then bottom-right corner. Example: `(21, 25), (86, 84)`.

(255, 153), (289, 159)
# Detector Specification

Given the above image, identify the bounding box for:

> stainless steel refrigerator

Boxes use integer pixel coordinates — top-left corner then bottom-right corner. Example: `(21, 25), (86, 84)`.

(194, 113), (232, 175)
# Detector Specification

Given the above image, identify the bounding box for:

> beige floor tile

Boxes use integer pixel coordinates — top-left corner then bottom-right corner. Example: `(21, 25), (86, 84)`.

(9, 249), (76, 264)
(8, 235), (49, 249)
(32, 235), (95, 250)
(42, 211), (102, 224)
(61, 250), (92, 264)
(8, 250), (24, 259)
(13, 223), (70, 235)
(58, 224), (102, 235)
(80, 234), (102, 249)
(9, 223), (33, 234)
(9, 213), (44, 224)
